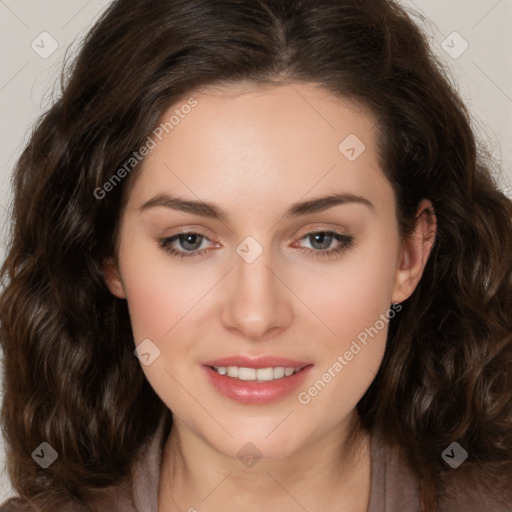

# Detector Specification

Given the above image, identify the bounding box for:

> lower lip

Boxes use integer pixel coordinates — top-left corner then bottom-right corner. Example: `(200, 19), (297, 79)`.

(203, 365), (313, 405)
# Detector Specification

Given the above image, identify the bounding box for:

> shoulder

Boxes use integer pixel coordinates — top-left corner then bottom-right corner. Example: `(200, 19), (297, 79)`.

(369, 432), (512, 512)
(439, 466), (512, 512)
(0, 485), (138, 512)
(0, 498), (31, 512)
(0, 496), (88, 512)
(0, 415), (169, 512)
(367, 431), (421, 511)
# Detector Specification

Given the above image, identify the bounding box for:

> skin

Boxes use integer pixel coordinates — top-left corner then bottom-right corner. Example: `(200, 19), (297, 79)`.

(104, 82), (436, 512)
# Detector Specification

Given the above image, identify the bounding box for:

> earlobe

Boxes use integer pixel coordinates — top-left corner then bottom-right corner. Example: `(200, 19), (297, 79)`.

(392, 199), (437, 303)
(103, 257), (127, 299)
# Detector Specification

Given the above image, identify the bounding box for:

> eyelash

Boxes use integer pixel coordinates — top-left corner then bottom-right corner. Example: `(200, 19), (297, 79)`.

(158, 230), (354, 260)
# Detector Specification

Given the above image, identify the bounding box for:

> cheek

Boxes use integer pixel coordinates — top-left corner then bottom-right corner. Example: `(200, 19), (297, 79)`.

(290, 232), (399, 407)
(117, 238), (211, 342)
(117, 240), (207, 408)
(297, 232), (400, 346)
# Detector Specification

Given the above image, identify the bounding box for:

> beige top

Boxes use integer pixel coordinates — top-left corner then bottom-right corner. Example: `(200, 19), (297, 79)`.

(1, 417), (511, 511)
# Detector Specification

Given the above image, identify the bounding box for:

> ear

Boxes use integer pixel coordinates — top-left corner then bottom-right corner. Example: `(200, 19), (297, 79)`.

(392, 199), (437, 304)
(103, 256), (127, 299)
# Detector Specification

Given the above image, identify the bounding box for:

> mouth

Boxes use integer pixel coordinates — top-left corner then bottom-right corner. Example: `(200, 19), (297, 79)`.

(208, 365), (306, 381)
(202, 357), (313, 405)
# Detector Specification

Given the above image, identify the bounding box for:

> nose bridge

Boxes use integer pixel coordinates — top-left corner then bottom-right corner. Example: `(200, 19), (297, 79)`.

(220, 238), (292, 340)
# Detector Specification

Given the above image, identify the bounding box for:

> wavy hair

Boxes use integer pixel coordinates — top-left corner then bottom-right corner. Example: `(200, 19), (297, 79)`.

(1, 0), (511, 510)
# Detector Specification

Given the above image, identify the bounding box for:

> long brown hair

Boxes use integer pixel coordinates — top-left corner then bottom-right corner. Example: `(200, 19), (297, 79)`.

(1, 0), (511, 510)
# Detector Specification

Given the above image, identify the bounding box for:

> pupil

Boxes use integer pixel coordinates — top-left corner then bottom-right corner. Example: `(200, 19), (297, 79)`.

(181, 234), (202, 250)
(311, 233), (331, 250)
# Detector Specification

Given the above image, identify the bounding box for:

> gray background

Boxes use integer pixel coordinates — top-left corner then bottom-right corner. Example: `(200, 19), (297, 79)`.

(0, 0), (511, 501)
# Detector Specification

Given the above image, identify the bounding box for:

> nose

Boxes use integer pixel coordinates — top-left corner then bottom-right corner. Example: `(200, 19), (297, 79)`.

(220, 248), (293, 341)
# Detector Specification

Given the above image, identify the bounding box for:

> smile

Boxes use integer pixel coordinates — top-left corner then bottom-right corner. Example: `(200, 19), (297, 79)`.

(203, 361), (313, 405)
(211, 365), (301, 381)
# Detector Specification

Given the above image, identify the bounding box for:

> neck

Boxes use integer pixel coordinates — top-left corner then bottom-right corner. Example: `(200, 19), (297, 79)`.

(158, 411), (372, 512)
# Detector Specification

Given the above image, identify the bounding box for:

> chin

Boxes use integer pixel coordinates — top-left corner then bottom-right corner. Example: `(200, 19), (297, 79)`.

(207, 421), (310, 462)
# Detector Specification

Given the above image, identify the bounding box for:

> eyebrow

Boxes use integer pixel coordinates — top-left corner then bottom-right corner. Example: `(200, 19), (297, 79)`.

(139, 192), (374, 221)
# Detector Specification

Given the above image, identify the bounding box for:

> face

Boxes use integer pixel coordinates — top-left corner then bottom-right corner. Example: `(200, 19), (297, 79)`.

(105, 82), (433, 462)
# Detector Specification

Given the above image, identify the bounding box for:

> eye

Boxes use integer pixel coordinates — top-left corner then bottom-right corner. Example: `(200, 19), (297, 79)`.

(158, 229), (354, 260)
(159, 231), (213, 259)
(294, 230), (354, 259)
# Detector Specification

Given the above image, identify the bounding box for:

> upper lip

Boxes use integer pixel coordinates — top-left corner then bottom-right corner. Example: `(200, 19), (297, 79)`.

(203, 355), (312, 369)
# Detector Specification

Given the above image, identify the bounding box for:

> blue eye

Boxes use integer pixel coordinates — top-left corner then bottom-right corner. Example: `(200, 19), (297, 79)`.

(159, 232), (210, 259)
(298, 231), (354, 258)
(158, 230), (354, 260)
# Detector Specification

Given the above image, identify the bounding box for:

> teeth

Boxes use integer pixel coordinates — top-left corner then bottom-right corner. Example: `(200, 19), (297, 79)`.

(239, 368), (256, 380)
(226, 366), (239, 378)
(213, 366), (300, 381)
(273, 367), (285, 379)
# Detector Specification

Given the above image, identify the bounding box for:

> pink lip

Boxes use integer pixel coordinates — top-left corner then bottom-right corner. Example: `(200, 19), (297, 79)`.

(203, 355), (311, 369)
(202, 355), (313, 405)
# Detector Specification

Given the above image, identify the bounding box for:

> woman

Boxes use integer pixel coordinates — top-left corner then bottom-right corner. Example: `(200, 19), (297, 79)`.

(1, 0), (511, 511)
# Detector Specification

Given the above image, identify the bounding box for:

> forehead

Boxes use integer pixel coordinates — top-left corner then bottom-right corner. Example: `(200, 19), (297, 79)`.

(126, 82), (392, 216)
